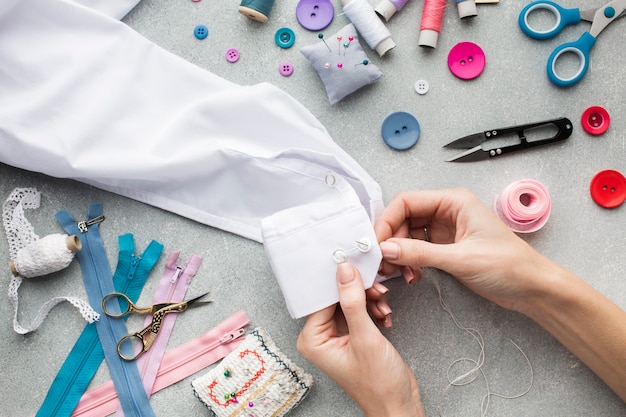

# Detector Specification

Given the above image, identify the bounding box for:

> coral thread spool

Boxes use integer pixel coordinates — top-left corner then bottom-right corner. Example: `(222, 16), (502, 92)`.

(238, 0), (276, 23)
(9, 234), (82, 277)
(419, 0), (446, 48)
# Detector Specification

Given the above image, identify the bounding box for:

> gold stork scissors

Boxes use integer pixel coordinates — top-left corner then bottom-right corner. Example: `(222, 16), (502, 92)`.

(101, 292), (211, 361)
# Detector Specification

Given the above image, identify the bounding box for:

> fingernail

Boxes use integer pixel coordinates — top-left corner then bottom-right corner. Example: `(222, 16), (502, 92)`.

(372, 282), (389, 294)
(337, 263), (355, 285)
(402, 266), (416, 285)
(379, 241), (400, 260)
(377, 301), (392, 316)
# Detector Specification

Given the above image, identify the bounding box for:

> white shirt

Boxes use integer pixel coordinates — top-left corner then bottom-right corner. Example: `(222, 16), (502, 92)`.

(0, 0), (384, 318)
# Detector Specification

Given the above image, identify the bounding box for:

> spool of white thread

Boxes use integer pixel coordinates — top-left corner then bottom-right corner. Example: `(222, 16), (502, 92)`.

(10, 234), (82, 278)
(341, 0), (396, 57)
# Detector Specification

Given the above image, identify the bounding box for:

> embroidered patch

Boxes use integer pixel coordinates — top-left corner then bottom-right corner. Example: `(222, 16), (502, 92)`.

(192, 327), (314, 417)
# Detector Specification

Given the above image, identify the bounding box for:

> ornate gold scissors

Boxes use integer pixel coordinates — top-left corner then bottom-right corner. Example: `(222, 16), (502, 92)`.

(101, 292), (211, 361)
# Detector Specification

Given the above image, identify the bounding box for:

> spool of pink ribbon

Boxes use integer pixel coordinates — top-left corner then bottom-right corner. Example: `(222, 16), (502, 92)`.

(494, 179), (551, 233)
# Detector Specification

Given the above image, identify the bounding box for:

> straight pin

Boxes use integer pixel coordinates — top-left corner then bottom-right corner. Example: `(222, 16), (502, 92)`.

(318, 33), (331, 53)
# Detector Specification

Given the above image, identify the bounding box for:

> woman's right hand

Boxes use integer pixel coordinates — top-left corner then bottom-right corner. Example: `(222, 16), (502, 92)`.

(374, 188), (556, 312)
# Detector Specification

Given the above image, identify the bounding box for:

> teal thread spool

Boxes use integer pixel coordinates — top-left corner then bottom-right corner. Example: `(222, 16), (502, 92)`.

(238, 0), (276, 23)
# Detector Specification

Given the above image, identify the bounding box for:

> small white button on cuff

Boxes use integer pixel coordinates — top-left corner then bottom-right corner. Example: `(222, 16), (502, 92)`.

(415, 80), (429, 95)
(332, 249), (348, 264)
(325, 174), (336, 186)
(356, 238), (371, 252)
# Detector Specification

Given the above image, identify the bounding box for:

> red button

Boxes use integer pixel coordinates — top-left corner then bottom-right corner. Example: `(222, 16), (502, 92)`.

(590, 170), (626, 208)
(581, 106), (610, 135)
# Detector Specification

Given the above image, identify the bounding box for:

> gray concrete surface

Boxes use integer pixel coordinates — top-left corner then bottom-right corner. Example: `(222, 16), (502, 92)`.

(1, 0), (625, 416)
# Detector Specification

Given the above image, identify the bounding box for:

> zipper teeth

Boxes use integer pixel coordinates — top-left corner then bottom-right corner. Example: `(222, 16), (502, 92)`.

(159, 338), (226, 375)
(45, 333), (99, 417)
(71, 319), (248, 417)
(138, 265), (181, 378)
(83, 224), (144, 417)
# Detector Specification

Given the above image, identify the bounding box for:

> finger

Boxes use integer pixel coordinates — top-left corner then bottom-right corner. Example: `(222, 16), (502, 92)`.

(379, 238), (455, 272)
(365, 282), (389, 300)
(366, 298), (392, 320)
(375, 190), (448, 240)
(336, 263), (378, 337)
(297, 303), (338, 356)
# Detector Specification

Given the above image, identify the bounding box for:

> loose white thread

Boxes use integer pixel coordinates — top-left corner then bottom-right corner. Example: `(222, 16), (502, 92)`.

(431, 273), (534, 416)
(2, 188), (99, 334)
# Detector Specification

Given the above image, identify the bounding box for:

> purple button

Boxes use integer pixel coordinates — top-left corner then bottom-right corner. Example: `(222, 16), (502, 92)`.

(225, 48), (240, 63)
(447, 41), (486, 80)
(279, 61), (294, 77)
(296, 0), (334, 31)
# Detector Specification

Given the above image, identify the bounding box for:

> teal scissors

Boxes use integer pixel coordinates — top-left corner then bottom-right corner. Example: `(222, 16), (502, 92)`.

(102, 292), (211, 361)
(519, 0), (626, 87)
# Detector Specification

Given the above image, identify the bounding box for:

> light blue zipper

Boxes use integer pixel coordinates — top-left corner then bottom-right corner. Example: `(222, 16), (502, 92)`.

(40, 205), (162, 417)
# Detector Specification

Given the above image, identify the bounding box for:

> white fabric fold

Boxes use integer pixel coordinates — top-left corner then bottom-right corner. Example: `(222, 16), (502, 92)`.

(0, 0), (384, 317)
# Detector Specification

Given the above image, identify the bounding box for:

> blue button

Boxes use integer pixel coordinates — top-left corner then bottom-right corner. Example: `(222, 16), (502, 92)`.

(381, 112), (420, 150)
(194, 24), (208, 40)
(275, 27), (296, 48)
(604, 6), (615, 18)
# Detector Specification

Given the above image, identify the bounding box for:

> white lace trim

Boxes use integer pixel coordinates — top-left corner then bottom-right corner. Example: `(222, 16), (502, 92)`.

(2, 188), (100, 334)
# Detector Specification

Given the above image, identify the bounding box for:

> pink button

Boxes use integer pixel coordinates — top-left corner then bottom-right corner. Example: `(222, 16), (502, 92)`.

(225, 48), (240, 63)
(448, 41), (486, 80)
(279, 61), (294, 77)
(581, 106), (610, 136)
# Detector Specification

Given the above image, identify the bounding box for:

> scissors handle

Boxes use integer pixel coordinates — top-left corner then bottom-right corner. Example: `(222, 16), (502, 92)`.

(102, 292), (154, 317)
(519, 1), (581, 40)
(117, 324), (159, 361)
(547, 32), (596, 87)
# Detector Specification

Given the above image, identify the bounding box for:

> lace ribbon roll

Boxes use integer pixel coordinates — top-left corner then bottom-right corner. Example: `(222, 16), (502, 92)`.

(494, 180), (551, 233)
(10, 233), (81, 277)
(3, 187), (99, 334)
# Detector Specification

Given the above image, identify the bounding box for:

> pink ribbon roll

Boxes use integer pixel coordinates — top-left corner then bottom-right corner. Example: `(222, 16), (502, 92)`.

(494, 179), (551, 233)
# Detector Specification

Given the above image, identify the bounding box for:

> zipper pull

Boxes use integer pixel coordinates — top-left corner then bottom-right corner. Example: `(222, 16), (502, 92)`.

(77, 214), (105, 233)
(170, 266), (183, 284)
(219, 328), (246, 344)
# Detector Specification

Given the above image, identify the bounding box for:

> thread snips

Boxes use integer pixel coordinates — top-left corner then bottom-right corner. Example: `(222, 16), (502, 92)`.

(444, 117), (573, 162)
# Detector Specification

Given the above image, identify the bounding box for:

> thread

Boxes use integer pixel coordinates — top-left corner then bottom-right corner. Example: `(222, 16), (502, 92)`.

(494, 179), (551, 233)
(10, 233), (81, 277)
(432, 274), (534, 417)
(238, 0), (275, 23)
(341, 0), (396, 57)
(374, 0), (410, 21)
(455, 0), (477, 19)
(419, 0), (447, 48)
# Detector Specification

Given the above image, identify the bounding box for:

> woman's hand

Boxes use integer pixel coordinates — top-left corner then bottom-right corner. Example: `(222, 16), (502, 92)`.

(297, 263), (425, 417)
(374, 188), (552, 312)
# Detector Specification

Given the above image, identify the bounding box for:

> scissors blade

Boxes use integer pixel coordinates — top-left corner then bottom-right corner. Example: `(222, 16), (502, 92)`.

(443, 132), (487, 149)
(445, 117), (573, 162)
(445, 145), (490, 162)
(183, 292), (212, 309)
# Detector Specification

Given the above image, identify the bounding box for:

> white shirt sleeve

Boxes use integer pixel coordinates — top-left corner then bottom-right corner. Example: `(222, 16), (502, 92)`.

(0, 0), (384, 318)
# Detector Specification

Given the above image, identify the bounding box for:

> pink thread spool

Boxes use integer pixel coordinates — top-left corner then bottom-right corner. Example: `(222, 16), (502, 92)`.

(419, 0), (446, 48)
(494, 180), (552, 233)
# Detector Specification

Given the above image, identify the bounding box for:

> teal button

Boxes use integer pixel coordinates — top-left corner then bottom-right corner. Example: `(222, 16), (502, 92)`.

(275, 27), (295, 48)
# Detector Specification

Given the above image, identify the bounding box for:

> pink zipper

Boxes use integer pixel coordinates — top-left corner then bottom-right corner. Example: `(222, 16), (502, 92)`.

(116, 252), (201, 417)
(70, 310), (249, 417)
